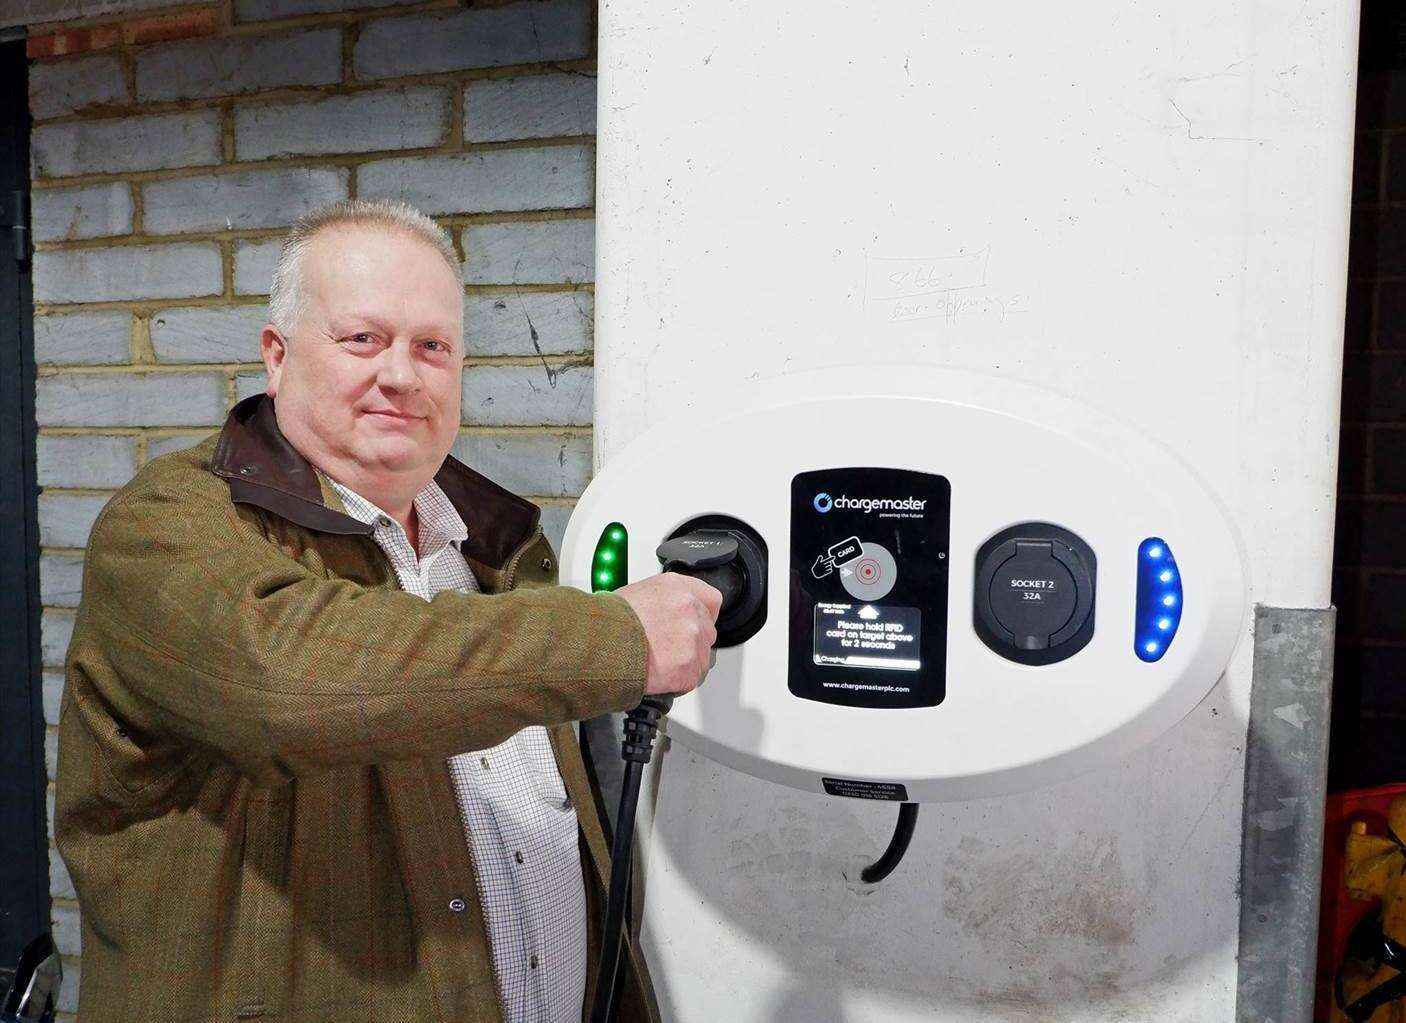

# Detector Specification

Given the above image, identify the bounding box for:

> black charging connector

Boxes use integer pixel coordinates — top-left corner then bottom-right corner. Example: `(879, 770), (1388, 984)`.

(586, 517), (922, 1018)
(588, 525), (766, 1023)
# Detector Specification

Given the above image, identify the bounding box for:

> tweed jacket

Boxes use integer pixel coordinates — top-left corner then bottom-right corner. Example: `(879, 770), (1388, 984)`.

(55, 395), (658, 1023)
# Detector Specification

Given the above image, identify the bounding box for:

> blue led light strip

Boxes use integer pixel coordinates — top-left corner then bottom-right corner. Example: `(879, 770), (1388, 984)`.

(1134, 537), (1182, 663)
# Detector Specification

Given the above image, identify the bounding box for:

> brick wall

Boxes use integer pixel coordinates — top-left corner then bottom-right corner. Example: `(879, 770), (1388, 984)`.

(25, 1), (597, 1014)
(1331, 4), (1406, 791)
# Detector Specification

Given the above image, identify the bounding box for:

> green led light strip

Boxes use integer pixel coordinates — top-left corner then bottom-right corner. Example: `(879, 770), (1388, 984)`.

(591, 522), (628, 592)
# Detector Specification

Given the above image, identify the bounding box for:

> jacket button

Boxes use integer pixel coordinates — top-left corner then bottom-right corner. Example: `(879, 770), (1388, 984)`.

(448, 897), (466, 913)
(539, 557), (552, 572)
(238, 464), (256, 475)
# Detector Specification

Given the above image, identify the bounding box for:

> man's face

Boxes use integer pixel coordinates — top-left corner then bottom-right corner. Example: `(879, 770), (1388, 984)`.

(262, 224), (463, 492)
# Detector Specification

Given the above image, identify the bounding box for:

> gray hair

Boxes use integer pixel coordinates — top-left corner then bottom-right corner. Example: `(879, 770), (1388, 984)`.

(267, 199), (461, 335)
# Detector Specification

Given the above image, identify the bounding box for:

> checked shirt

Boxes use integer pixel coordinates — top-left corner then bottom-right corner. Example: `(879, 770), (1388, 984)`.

(330, 477), (588, 1023)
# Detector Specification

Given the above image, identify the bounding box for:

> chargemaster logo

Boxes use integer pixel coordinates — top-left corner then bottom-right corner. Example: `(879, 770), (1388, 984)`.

(815, 492), (927, 514)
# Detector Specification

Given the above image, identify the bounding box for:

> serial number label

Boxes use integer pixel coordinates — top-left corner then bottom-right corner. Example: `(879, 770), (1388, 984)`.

(821, 777), (910, 801)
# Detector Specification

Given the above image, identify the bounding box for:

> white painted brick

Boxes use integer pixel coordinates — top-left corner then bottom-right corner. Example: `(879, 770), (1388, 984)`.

(146, 432), (213, 460)
(37, 373), (227, 428)
(451, 431), (590, 496)
(33, 311), (130, 366)
(233, 239), (282, 296)
(465, 291), (592, 356)
(136, 28), (342, 102)
(461, 362), (591, 426)
(354, 0), (590, 79)
(237, 0), (419, 19)
(235, 87), (450, 160)
(539, 502), (572, 554)
(150, 306), (267, 364)
(37, 434), (137, 489)
(49, 847), (76, 904)
(34, 243), (222, 304)
(31, 183), (133, 243)
(29, 54), (128, 120)
(143, 167), (349, 236)
(46, 785), (55, 841)
(39, 493), (110, 549)
(45, 726), (58, 778)
(43, 672), (65, 726)
(51, 902), (81, 957)
(235, 371), (268, 402)
(359, 145), (592, 215)
(42, 609), (75, 669)
(464, 73), (595, 143)
(32, 111), (221, 178)
(41, 553), (85, 608)
(464, 219), (593, 285)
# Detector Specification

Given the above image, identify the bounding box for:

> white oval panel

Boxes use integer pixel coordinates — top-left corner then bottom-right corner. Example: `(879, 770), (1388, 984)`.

(562, 367), (1247, 801)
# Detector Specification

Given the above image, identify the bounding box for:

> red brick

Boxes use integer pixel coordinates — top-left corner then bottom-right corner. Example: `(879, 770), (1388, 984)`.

(122, 8), (219, 47)
(27, 24), (121, 59)
(25, 7), (217, 60)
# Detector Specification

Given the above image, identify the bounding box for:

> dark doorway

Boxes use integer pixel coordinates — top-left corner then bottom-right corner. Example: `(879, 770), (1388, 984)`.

(1331, 0), (1406, 789)
(0, 32), (50, 987)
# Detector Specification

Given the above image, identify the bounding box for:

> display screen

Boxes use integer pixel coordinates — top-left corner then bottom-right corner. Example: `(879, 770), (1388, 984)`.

(813, 603), (921, 672)
(789, 466), (950, 709)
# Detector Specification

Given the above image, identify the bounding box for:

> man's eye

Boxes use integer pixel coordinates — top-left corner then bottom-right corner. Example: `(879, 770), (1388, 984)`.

(348, 333), (374, 344)
(424, 339), (448, 352)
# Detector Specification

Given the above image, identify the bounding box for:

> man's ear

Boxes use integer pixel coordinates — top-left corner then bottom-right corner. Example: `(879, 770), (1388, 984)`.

(261, 325), (287, 397)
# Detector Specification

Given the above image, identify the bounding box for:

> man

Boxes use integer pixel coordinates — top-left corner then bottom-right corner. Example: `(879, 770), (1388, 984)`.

(54, 199), (721, 1022)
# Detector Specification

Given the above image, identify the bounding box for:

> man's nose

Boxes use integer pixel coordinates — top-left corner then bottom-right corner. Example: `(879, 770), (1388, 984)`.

(377, 341), (421, 393)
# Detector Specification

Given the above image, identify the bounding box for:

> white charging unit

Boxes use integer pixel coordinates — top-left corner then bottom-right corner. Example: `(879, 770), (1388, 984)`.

(562, 366), (1245, 801)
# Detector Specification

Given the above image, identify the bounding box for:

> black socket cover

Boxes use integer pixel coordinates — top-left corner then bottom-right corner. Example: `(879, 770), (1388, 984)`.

(973, 522), (1096, 666)
(659, 516), (768, 647)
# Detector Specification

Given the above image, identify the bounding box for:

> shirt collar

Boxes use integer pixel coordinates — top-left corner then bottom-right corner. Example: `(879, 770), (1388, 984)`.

(327, 477), (470, 555)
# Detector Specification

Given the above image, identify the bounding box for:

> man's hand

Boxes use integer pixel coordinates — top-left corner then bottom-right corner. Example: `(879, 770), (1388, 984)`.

(614, 574), (723, 697)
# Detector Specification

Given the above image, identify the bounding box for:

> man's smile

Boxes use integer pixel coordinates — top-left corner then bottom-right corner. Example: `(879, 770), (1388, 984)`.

(363, 408), (427, 423)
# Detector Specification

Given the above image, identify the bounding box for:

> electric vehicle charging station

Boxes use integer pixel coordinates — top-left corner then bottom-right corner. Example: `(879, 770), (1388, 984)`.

(563, 368), (1247, 802)
(569, 1), (1356, 1019)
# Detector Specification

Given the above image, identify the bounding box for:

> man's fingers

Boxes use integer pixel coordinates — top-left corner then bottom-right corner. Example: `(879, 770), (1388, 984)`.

(698, 611), (716, 672)
(616, 572), (726, 697)
(682, 576), (724, 620)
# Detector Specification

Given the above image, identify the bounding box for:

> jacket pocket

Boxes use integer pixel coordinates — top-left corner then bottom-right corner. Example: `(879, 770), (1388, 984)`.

(70, 671), (195, 800)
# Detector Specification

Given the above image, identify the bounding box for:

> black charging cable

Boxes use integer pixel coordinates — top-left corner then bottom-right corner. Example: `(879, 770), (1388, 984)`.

(587, 694), (672, 1023)
(588, 525), (928, 1018)
(589, 529), (751, 1023)
(860, 803), (919, 883)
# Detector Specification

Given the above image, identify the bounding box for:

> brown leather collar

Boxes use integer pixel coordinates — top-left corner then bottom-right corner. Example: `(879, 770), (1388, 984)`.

(212, 395), (542, 570)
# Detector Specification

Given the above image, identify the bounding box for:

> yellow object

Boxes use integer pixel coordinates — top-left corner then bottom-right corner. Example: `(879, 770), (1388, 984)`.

(1336, 799), (1406, 1023)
